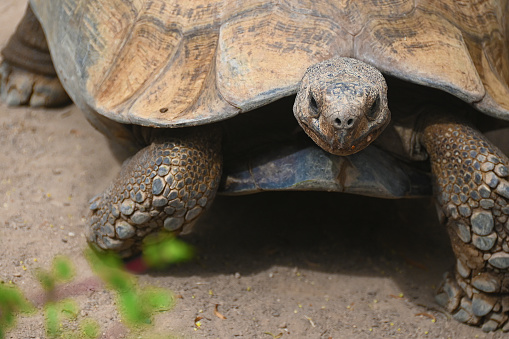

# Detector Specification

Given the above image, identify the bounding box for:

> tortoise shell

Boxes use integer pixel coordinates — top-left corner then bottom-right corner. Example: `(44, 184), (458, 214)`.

(31, 0), (509, 127)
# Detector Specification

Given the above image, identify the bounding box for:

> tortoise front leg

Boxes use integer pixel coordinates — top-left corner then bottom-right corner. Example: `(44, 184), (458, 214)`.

(0, 5), (69, 107)
(421, 114), (509, 332)
(87, 126), (222, 258)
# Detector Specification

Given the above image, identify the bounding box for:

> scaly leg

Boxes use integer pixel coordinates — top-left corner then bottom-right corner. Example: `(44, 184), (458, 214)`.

(421, 114), (509, 332)
(87, 126), (222, 257)
(1, 5), (69, 107)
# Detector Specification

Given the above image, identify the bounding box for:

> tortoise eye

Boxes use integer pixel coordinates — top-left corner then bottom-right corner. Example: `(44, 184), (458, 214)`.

(367, 95), (380, 120)
(309, 95), (319, 117)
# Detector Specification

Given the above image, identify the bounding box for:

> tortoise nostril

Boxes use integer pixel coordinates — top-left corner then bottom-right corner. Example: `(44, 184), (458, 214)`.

(334, 117), (355, 129)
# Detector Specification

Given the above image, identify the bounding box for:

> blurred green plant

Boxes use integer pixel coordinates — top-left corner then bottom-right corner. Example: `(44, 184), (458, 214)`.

(36, 255), (75, 292)
(0, 283), (34, 338)
(142, 232), (194, 268)
(85, 232), (193, 326)
(0, 231), (194, 338)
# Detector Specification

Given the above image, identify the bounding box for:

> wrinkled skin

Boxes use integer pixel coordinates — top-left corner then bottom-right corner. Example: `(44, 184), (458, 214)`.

(294, 57), (390, 156)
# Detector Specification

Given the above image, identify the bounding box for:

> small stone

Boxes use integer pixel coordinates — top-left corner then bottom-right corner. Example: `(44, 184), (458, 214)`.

(185, 206), (203, 221)
(234, 272), (241, 279)
(164, 216), (184, 231)
(120, 199), (135, 216)
(495, 164), (509, 177)
(472, 294), (495, 316)
(481, 162), (495, 171)
(152, 177), (165, 195)
(480, 199), (495, 209)
(496, 179), (509, 199)
(131, 211), (151, 225)
(470, 210), (494, 235)
(488, 252), (509, 269)
(472, 275), (499, 293)
(116, 221), (136, 239)
(472, 233), (497, 251)
(455, 221), (471, 243)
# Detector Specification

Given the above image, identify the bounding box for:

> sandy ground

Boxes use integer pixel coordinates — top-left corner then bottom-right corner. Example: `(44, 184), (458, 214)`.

(2, 1), (509, 338)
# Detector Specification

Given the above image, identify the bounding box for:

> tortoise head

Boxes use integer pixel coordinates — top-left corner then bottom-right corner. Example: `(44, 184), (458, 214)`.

(294, 57), (390, 156)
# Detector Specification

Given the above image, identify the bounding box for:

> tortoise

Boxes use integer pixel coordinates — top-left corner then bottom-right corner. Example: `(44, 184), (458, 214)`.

(2, 0), (509, 332)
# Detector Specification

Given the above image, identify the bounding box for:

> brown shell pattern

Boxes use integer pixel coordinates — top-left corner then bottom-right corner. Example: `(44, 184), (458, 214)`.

(31, 0), (509, 127)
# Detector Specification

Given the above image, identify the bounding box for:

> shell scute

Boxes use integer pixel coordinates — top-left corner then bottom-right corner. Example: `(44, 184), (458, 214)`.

(30, 0), (509, 126)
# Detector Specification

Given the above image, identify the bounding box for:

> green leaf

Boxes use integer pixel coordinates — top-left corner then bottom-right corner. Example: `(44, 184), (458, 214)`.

(142, 233), (194, 268)
(60, 299), (78, 319)
(0, 284), (34, 339)
(52, 256), (74, 282)
(35, 269), (55, 291)
(80, 318), (100, 338)
(141, 287), (175, 312)
(45, 302), (60, 338)
(118, 290), (150, 325)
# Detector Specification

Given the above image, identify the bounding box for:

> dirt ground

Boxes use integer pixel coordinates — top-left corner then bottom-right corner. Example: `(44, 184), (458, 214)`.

(2, 1), (509, 338)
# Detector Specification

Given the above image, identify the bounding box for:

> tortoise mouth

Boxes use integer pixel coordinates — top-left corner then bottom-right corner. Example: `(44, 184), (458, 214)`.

(299, 119), (385, 156)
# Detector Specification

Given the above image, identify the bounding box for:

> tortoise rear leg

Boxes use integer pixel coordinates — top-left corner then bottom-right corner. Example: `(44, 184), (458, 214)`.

(0, 5), (69, 107)
(87, 126), (222, 258)
(421, 114), (509, 332)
